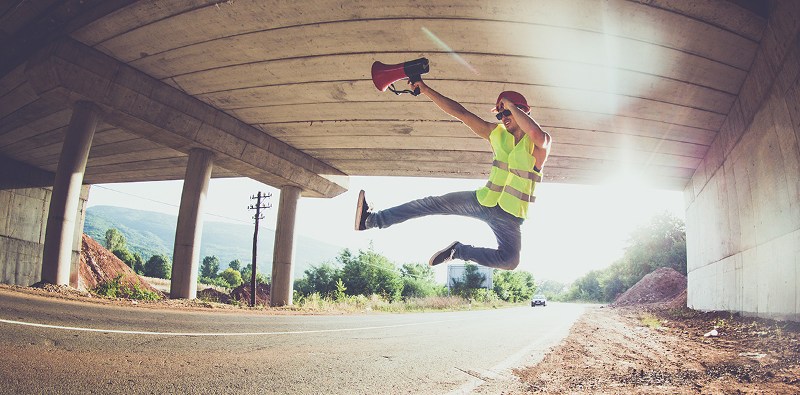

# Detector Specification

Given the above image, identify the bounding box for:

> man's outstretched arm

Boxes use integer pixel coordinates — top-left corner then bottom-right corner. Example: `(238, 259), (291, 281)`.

(499, 97), (551, 150)
(411, 80), (495, 140)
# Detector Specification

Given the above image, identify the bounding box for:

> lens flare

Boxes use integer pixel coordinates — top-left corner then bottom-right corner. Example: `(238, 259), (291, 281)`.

(421, 27), (479, 75)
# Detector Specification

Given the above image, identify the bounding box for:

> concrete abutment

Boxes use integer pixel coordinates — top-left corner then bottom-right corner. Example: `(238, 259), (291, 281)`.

(685, 0), (800, 322)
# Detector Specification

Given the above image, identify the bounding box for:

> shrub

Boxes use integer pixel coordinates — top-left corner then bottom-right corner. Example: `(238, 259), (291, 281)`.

(219, 268), (244, 288)
(94, 275), (161, 301)
(198, 276), (231, 289)
(144, 254), (171, 279)
(112, 248), (135, 268)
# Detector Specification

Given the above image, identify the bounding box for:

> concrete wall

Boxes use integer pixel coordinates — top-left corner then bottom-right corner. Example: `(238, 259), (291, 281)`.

(685, 0), (800, 322)
(0, 186), (89, 287)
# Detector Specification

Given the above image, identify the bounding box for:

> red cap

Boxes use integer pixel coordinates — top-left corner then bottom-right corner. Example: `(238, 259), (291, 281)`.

(493, 91), (530, 113)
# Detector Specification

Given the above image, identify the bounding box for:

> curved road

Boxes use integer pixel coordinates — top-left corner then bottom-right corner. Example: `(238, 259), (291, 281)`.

(0, 291), (587, 394)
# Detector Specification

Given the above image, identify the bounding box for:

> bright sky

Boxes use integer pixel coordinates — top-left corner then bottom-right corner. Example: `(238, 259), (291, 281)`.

(87, 176), (684, 285)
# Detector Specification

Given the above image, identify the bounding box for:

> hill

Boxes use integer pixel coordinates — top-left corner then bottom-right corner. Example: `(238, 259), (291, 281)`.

(84, 205), (345, 279)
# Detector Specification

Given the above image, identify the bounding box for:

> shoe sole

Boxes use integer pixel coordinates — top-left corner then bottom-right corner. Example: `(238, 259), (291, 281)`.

(429, 241), (458, 266)
(354, 190), (366, 231)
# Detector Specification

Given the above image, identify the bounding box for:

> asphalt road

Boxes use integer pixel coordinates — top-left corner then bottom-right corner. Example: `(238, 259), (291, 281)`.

(0, 292), (587, 394)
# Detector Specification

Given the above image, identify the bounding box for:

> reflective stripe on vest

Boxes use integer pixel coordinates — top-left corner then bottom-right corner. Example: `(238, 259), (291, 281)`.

(492, 160), (542, 183)
(484, 181), (537, 203)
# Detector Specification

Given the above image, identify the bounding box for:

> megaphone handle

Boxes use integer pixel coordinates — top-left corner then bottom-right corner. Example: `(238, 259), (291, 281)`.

(408, 74), (422, 96)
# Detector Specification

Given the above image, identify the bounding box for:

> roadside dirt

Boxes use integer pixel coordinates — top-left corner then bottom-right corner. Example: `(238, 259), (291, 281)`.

(514, 272), (800, 394)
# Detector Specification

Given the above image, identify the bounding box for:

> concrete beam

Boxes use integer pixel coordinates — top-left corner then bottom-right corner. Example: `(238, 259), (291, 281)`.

(0, 155), (54, 189)
(41, 101), (97, 286)
(0, 0), (136, 77)
(170, 149), (214, 300)
(23, 38), (348, 198)
(270, 185), (301, 307)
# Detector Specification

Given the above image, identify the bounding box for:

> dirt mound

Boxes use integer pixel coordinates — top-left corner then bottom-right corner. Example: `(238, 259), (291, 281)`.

(78, 234), (162, 295)
(611, 267), (686, 307)
(197, 287), (231, 304)
(230, 283), (270, 306)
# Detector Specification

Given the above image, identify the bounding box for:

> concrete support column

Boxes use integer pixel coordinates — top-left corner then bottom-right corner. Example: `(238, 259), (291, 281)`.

(270, 185), (301, 307)
(41, 101), (98, 286)
(170, 149), (214, 299)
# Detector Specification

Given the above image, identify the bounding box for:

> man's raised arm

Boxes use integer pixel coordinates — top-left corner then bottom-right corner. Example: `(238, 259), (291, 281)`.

(411, 80), (495, 140)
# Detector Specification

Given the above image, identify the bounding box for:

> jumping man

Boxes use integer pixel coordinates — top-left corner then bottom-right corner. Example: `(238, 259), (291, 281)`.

(354, 80), (551, 270)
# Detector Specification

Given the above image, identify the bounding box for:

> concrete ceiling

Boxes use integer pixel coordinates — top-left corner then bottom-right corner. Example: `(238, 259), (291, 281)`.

(0, 0), (770, 197)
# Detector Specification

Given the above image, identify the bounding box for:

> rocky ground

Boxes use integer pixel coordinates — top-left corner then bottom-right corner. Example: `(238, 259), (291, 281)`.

(513, 270), (800, 394)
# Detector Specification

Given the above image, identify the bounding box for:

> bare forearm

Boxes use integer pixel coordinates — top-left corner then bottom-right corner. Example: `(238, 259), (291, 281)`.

(412, 80), (493, 139)
(505, 101), (550, 148)
(421, 85), (471, 119)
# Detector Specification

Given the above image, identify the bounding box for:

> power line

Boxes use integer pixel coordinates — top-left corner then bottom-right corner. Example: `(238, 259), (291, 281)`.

(91, 184), (272, 228)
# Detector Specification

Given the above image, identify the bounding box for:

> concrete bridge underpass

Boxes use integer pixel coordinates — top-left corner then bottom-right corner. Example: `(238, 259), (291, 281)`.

(0, 0), (797, 321)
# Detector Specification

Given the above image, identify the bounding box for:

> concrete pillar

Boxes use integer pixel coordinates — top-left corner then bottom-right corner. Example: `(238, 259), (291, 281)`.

(41, 101), (98, 285)
(170, 149), (214, 299)
(270, 185), (301, 307)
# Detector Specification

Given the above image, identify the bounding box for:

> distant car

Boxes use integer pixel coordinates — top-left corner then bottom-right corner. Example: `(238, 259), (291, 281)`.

(531, 294), (547, 307)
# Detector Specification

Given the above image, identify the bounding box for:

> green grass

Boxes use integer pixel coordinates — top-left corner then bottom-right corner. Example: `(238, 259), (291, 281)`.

(93, 275), (162, 301)
(288, 293), (513, 313)
(640, 313), (663, 329)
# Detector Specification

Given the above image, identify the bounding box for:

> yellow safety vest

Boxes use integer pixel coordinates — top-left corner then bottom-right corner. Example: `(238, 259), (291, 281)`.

(476, 125), (541, 219)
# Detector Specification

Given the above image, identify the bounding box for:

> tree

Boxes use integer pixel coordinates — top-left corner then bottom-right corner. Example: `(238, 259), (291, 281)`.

(561, 212), (687, 303)
(112, 248), (135, 268)
(450, 263), (488, 299)
(241, 264), (270, 285)
(339, 247), (403, 301)
(536, 279), (567, 300)
(144, 254), (171, 279)
(295, 263), (340, 297)
(104, 228), (126, 252)
(564, 270), (601, 301)
(400, 263), (439, 298)
(241, 263), (252, 281)
(132, 253), (145, 275)
(219, 268), (244, 288)
(228, 259), (242, 271)
(200, 255), (220, 279)
(625, 211), (687, 276)
(493, 270), (536, 302)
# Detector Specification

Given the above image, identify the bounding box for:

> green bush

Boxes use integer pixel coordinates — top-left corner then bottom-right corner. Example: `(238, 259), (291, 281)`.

(493, 270), (536, 303)
(240, 265), (270, 285)
(198, 276), (231, 289)
(94, 275), (161, 301)
(144, 254), (171, 279)
(112, 248), (135, 268)
(219, 268), (244, 288)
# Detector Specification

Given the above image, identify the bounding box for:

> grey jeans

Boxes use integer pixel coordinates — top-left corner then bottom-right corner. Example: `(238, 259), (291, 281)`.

(365, 191), (523, 270)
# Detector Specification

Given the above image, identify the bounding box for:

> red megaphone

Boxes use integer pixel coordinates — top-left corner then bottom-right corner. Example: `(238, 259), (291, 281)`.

(371, 58), (429, 96)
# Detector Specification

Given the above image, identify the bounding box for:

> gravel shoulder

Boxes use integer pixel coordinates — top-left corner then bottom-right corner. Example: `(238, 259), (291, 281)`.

(513, 303), (800, 394)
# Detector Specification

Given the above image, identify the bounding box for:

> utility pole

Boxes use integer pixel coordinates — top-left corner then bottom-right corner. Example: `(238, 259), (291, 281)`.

(248, 191), (271, 307)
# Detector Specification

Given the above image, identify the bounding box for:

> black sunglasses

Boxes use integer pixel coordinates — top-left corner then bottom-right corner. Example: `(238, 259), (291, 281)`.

(495, 109), (512, 120)
(495, 105), (528, 120)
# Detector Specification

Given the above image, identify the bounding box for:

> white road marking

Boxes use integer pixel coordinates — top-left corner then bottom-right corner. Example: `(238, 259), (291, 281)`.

(0, 317), (457, 337)
(446, 305), (587, 395)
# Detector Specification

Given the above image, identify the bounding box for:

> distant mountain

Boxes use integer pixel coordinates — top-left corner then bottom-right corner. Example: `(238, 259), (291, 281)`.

(84, 205), (345, 279)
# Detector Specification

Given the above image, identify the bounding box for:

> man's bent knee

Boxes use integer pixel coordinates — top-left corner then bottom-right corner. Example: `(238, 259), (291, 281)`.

(498, 255), (520, 270)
